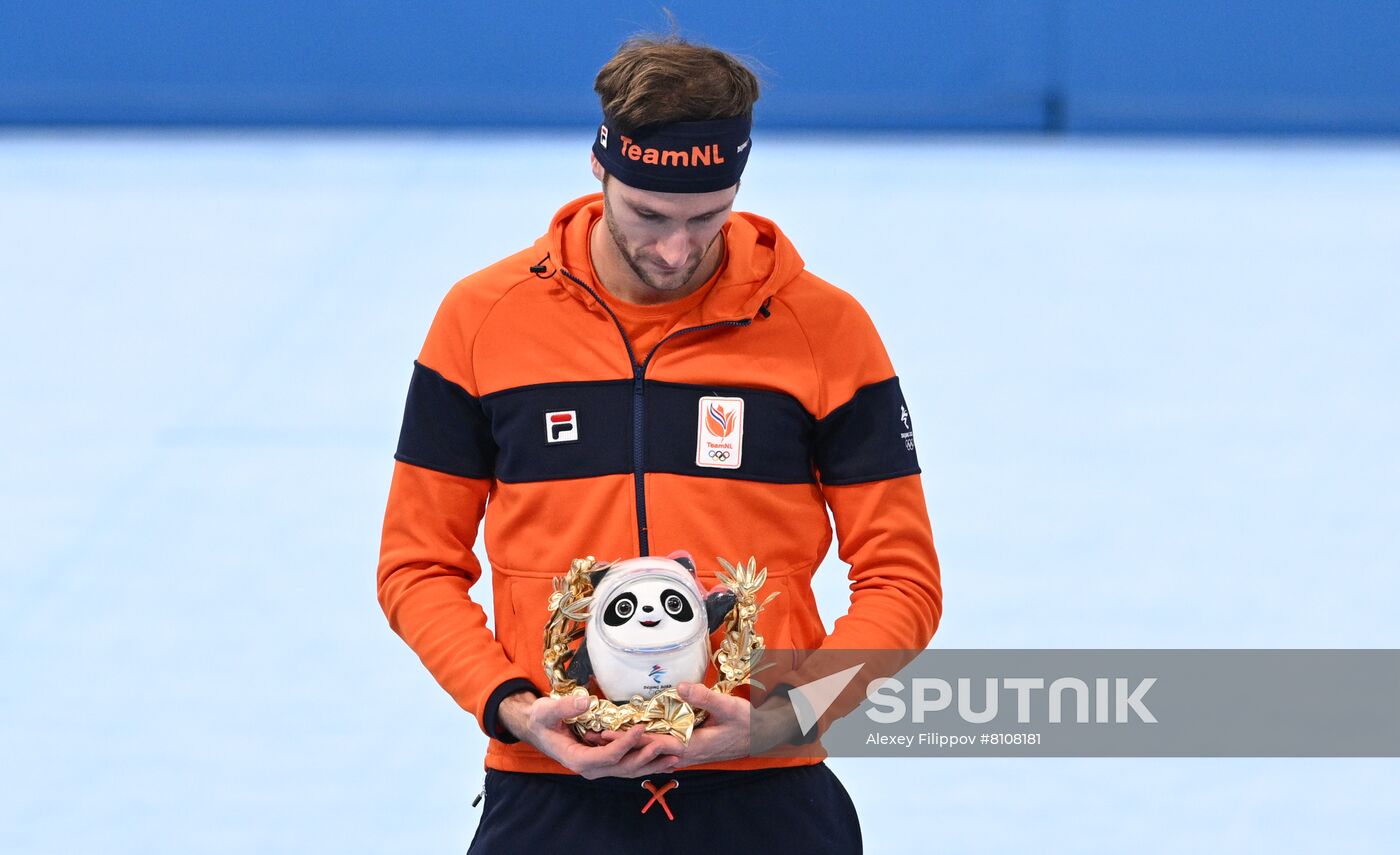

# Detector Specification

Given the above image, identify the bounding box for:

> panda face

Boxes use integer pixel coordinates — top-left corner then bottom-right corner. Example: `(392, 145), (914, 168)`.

(603, 587), (693, 627)
(595, 575), (702, 652)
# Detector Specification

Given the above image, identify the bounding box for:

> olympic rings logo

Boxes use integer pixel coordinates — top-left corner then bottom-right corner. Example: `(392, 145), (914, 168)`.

(707, 450), (731, 461)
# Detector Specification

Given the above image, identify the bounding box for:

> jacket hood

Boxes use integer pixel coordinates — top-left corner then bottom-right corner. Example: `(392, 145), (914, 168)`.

(531, 193), (806, 325)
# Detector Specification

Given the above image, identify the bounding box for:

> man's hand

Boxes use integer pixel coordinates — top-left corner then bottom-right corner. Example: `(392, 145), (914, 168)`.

(570, 682), (810, 767)
(651, 682), (753, 768)
(498, 691), (683, 779)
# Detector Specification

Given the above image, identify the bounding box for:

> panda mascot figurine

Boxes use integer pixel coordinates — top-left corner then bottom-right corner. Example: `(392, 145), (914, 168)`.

(565, 551), (737, 703)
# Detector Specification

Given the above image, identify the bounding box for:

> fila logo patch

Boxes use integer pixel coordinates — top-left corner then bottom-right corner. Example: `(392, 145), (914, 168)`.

(599, 124), (608, 149)
(696, 396), (743, 469)
(545, 410), (578, 443)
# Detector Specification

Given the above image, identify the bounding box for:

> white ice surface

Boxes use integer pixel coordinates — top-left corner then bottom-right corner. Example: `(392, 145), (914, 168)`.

(1, 131), (1397, 853)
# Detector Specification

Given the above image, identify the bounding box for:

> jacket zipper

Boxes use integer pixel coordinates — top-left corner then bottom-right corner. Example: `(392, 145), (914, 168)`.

(560, 269), (753, 555)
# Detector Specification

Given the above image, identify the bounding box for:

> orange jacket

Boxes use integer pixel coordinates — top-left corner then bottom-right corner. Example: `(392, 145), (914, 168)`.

(377, 193), (941, 773)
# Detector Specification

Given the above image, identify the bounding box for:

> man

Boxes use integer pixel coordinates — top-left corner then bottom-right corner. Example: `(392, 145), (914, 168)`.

(377, 35), (941, 852)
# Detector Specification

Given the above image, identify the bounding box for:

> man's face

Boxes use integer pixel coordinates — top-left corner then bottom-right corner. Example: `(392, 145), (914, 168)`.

(599, 174), (738, 295)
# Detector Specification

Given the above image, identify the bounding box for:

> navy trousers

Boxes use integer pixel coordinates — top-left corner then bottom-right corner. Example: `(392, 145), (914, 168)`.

(465, 762), (862, 854)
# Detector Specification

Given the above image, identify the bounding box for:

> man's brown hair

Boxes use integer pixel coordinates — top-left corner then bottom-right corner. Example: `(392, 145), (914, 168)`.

(595, 35), (760, 131)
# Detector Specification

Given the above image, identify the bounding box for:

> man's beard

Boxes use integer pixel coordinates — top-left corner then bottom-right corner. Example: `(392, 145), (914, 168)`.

(603, 201), (717, 294)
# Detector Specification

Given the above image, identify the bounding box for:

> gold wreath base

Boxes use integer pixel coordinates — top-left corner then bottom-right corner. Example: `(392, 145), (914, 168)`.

(542, 555), (779, 743)
(558, 685), (705, 742)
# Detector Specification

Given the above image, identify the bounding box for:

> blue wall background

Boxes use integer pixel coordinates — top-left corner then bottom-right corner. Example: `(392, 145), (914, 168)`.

(1, 0), (1397, 133)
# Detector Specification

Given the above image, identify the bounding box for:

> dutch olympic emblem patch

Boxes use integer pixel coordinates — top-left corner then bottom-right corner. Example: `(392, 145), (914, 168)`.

(695, 396), (743, 469)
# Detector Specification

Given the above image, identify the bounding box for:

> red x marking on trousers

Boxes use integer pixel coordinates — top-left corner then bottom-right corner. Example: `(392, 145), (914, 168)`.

(640, 779), (679, 820)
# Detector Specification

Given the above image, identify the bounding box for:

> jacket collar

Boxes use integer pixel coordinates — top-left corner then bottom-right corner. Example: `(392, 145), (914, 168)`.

(531, 193), (804, 325)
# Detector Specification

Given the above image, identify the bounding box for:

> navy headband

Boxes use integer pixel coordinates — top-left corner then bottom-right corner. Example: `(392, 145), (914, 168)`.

(592, 114), (752, 193)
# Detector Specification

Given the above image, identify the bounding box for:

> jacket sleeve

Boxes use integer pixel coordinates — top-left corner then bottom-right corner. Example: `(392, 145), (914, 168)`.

(769, 285), (943, 742)
(376, 282), (541, 743)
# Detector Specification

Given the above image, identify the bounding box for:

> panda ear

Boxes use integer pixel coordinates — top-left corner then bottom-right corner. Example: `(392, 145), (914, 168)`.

(588, 567), (609, 589)
(666, 549), (697, 574)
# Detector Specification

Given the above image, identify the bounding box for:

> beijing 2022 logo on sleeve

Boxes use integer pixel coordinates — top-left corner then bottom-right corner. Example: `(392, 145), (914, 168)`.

(695, 396), (743, 469)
